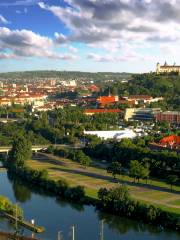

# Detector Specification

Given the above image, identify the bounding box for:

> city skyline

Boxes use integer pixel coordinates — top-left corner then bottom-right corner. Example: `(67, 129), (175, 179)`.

(0, 0), (180, 73)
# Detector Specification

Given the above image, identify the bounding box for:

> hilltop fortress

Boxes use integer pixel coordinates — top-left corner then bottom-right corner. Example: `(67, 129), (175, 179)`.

(156, 62), (180, 74)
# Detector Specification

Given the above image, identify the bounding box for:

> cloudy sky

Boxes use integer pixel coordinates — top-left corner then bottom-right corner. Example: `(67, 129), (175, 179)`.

(0, 0), (179, 73)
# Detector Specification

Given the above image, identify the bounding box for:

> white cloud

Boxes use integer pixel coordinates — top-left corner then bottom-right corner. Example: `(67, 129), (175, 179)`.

(87, 53), (114, 62)
(54, 32), (67, 44)
(0, 27), (78, 61)
(39, 0), (180, 53)
(68, 46), (78, 53)
(0, 15), (10, 24)
(87, 50), (154, 63)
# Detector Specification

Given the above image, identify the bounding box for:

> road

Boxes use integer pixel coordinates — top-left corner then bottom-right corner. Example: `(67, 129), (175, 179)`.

(0, 144), (84, 153)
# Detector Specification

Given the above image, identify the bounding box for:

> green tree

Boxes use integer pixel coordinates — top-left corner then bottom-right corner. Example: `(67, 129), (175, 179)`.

(75, 150), (92, 167)
(129, 160), (141, 183)
(140, 163), (150, 184)
(167, 175), (178, 192)
(129, 160), (150, 183)
(8, 135), (32, 167)
(107, 162), (122, 179)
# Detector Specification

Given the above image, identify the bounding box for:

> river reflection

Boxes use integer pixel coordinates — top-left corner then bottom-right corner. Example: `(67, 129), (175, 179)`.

(0, 171), (178, 240)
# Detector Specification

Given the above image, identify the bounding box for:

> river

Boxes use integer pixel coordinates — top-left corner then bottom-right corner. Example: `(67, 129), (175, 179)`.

(0, 171), (179, 240)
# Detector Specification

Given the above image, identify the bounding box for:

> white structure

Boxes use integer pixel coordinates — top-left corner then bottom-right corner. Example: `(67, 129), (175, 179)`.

(156, 62), (180, 74)
(59, 80), (77, 87)
(84, 129), (137, 140)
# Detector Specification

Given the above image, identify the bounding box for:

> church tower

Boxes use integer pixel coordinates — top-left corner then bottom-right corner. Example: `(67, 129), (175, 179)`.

(156, 62), (161, 74)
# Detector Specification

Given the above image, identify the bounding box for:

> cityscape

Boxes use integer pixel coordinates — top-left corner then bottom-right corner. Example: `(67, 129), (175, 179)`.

(0, 1), (179, 240)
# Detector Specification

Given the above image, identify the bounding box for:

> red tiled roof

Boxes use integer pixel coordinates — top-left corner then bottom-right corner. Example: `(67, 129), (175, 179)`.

(160, 135), (180, 145)
(97, 96), (118, 104)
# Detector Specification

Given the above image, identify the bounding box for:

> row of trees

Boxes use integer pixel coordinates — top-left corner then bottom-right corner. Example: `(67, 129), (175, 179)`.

(6, 165), (86, 203)
(4, 134), (86, 203)
(85, 138), (180, 180)
(107, 161), (150, 183)
(107, 160), (179, 191)
(47, 146), (92, 167)
(97, 186), (179, 230)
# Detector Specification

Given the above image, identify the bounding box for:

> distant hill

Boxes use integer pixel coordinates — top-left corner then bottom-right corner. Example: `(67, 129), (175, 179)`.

(0, 71), (132, 82)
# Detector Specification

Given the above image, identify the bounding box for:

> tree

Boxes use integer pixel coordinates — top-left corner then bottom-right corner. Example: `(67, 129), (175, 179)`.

(129, 160), (150, 183)
(79, 154), (92, 167)
(107, 162), (122, 179)
(167, 175), (178, 192)
(129, 160), (141, 183)
(98, 186), (130, 210)
(140, 163), (150, 184)
(8, 135), (32, 168)
(75, 150), (92, 167)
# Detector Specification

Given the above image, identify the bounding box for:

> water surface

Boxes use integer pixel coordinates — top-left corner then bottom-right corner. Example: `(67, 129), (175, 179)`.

(0, 171), (179, 240)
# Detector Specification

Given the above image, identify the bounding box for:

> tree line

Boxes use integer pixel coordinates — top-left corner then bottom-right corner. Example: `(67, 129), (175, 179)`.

(97, 186), (179, 231)
(85, 138), (180, 183)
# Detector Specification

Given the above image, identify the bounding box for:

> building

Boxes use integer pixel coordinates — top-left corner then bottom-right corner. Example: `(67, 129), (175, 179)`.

(97, 95), (119, 106)
(84, 109), (121, 116)
(59, 80), (77, 87)
(155, 111), (180, 124)
(124, 108), (161, 121)
(0, 93), (47, 107)
(84, 129), (137, 140)
(160, 135), (180, 149)
(156, 62), (180, 74)
(123, 95), (163, 105)
(149, 135), (180, 152)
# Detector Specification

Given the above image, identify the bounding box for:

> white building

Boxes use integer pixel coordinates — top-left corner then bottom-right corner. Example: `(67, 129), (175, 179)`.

(84, 129), (137, 140)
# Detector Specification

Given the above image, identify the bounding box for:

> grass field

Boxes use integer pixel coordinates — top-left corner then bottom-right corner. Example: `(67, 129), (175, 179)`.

(28, 153), (180, 215)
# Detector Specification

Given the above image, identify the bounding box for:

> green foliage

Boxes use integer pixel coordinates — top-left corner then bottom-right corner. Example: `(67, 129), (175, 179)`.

(107, 162), (122, 179)
(97, 187), (179, 230)
(0, 196), (23, 218)
(98, 186), (130, 210)
(8, 134), (32, 167)
(166, 175), (179, 191)
(129, 160), (150, 183)
(52, 147), (92, 167)
(103, 73), (180, 110)
(7, 165), (85, 203)
(86, 139), (180, 179)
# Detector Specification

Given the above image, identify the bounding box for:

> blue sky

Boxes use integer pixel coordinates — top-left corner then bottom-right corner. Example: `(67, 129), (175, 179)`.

(0, 0), (180, 73)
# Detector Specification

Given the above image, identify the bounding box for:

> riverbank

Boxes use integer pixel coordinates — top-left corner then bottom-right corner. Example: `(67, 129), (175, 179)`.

(0, 231), (39, 240)
(30, 153), (180, 215)
(1, 211), (44, 233)
(4, 159), (180, 232)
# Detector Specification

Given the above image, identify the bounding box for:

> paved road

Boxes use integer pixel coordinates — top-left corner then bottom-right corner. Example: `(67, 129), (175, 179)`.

(0, 144), (84, 153)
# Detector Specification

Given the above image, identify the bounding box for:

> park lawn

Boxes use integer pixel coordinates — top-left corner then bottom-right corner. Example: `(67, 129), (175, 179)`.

(167, 199), (180, 206)
(116, 175), (180, 192)
(28, 153), (180, 216)
(138, 199), (180, 216)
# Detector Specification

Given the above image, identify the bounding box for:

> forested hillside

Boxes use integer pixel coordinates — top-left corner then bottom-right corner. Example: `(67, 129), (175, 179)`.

(104, 73), (180, 110)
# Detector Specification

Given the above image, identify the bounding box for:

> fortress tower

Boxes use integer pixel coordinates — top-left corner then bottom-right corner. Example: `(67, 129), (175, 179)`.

(156, 62), (180, 74)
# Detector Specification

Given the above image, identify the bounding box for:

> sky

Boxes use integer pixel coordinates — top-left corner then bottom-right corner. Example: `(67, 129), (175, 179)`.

(0, 0), (180, 73)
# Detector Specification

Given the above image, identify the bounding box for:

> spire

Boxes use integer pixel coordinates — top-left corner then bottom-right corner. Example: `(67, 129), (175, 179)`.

(164, 61), (167, 66)
(108, 87), (111, 97)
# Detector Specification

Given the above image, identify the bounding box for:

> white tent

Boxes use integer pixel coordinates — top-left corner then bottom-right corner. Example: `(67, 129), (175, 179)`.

(84, 129), (137, 140)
